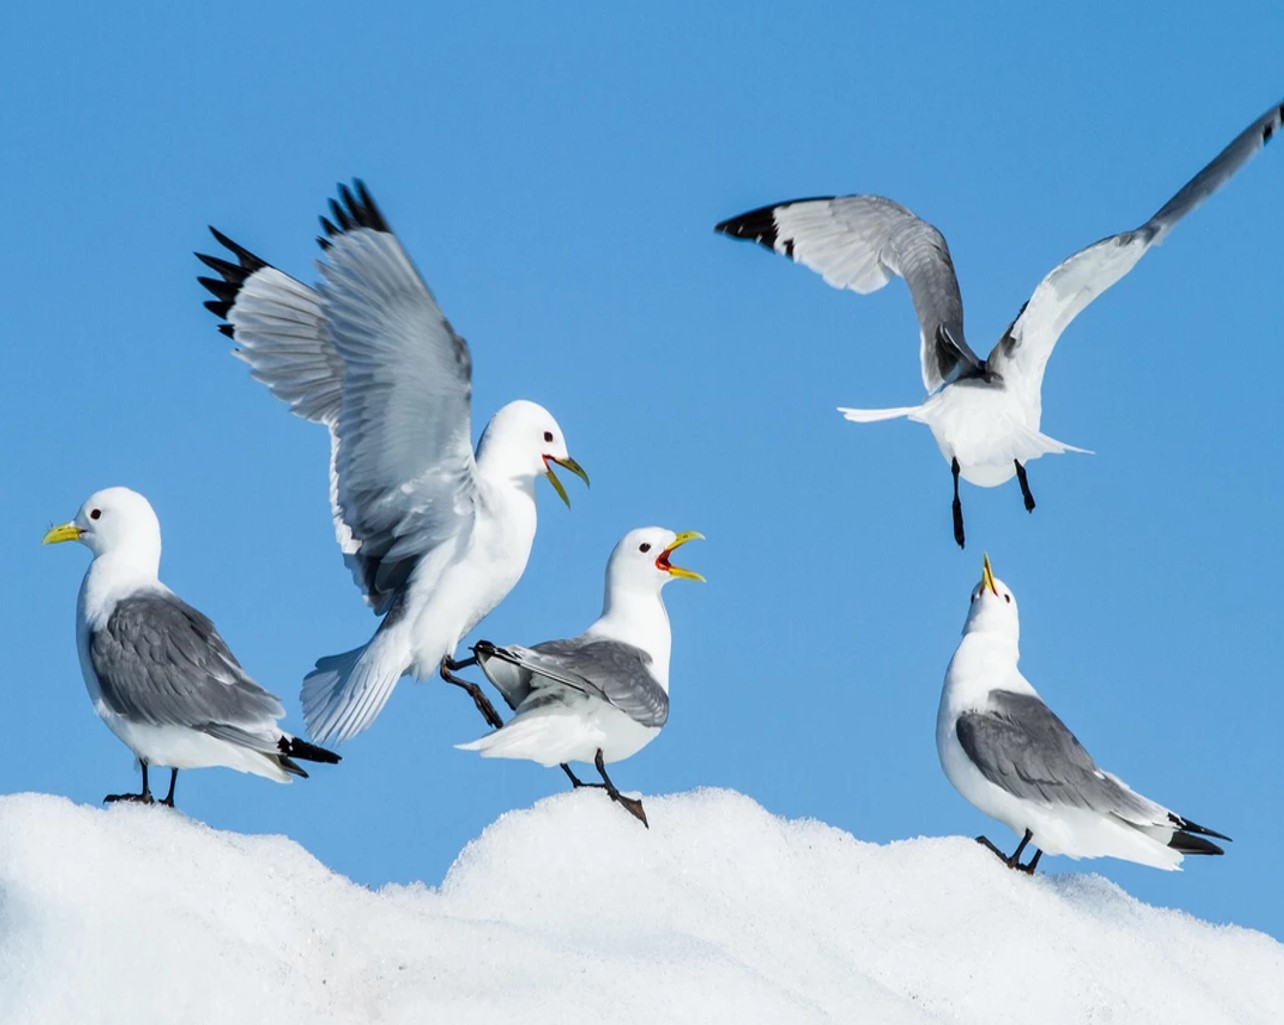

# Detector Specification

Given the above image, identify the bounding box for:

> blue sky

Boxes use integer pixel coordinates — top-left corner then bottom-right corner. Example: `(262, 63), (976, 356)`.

(4, 3), (1281, 938)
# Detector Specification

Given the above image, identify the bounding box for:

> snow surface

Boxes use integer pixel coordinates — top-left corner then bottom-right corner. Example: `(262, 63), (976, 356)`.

(0, 788), (1278, 1024)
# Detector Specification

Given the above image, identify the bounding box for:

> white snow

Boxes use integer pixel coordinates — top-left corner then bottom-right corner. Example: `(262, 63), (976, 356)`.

(0, 788), (1278, 1024)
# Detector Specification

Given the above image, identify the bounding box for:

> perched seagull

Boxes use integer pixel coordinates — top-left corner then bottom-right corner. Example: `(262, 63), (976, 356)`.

(936, 554), (1228, 873)
(715, 100), (1283, 547)
(43, 487), (340, 807)
(457, 528), (703, 826)
(197, 181), (589, 743)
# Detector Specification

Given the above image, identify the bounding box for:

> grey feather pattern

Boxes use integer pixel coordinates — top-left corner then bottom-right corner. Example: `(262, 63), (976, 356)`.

(89, 592), (285, 730)
(986, 99), (1283, 399)
(476, 637), (668, 728)
(956, 691), (1158, 820)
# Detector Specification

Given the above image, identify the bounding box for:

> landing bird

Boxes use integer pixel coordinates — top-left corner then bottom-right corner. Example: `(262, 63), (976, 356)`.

(43, 487), (340, 807)
(716, 100), (1283, 548)
(197, 181), (589, 743)
(457, 528), (703, 826)
(936, 554), (1228, 873)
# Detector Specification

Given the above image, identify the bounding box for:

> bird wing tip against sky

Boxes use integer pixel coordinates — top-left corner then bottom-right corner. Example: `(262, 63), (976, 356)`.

(3, 1), (1281, 941)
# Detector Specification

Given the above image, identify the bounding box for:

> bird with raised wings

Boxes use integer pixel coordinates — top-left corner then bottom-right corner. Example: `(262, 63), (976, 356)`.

(717, 100), (1282, 547)
(197, 182), (589, 743)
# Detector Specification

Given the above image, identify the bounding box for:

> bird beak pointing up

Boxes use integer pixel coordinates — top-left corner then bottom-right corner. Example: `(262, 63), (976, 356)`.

(657, 532), (705, 582)
(42, 522), (82, 545)
(981, 553), (998, 596)
(543, 455), (590, 508)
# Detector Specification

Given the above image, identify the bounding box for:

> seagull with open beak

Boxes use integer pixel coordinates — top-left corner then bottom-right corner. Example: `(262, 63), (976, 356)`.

(458, 528), (703, 826)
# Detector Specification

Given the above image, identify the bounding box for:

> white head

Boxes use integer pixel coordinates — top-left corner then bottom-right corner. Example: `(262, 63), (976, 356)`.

(961, 553), (1020, 642)
(476, 399), (589, 506)
(604, 527), (704, 605)
(43, 486), (162, 573)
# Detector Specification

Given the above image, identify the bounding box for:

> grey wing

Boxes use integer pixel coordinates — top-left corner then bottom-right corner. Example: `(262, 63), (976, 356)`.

(987, 100), (1283, 402)
(716, 195), (985, 392)
(478, 638), (668, 728)
(89, 593), (285, 731)
(317, 183), (479, 613)
(956, 690), (1161, 822)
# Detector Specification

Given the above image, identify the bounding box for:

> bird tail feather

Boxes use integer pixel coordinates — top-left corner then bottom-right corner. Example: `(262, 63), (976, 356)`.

(301, 634), (408, 744)
(456, 711), (592, 769)
(837, 404), (922, 423)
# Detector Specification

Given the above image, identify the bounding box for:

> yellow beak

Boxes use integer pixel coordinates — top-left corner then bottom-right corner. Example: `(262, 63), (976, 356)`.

(544, 455), (590, 508)
(658, 531), (705, 582)
(43, 522), (82, 545)
(981, 553), (998, 596)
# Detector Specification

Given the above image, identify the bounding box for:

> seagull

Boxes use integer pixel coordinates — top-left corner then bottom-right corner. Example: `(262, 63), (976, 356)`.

(936, 553), (1228, 873)
(42, 487), (340, 807)
(197, 181), (589, 744)
(715, 100), (1283, 548)
(457, 527), (703, 826)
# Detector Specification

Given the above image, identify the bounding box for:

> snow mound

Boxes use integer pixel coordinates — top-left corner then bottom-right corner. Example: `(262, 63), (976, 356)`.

(0, 789), (1278, 1024)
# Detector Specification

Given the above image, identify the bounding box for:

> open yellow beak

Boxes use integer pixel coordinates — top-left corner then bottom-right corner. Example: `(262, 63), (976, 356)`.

(43, 522), (82, 545)
(981, 553), (998, 596)
(657, 531), (705, 582)
(544, 455), (590, 508)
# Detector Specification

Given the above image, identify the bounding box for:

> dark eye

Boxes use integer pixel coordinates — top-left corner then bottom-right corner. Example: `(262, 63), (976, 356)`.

(1004, 594), (1011, 604)
(639, 543), (651, 553)
(543, 430), (554, 443)
(90, 509), (101, 520)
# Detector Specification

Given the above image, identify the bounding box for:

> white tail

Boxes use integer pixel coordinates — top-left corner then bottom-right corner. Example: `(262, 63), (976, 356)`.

(837, 404), (922, 423)
(301, 631), (409, 744)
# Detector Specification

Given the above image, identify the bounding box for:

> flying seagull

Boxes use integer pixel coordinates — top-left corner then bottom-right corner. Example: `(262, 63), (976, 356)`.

(716, 100), (1283, 547)
(457, 527), (703, 826)
(936, 554), (1228, 873)
(43, 487), (340, 807)
(197, 181), (589, 743)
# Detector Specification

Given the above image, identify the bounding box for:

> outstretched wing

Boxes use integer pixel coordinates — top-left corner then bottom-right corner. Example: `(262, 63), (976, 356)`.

(956, 690), (1162, 822)
(987, 100), (1284, 403)
(476, 637), (668, 728)
(716, 195), (984, 392)
(89, 592), (284, 732)
(199, 182), (480, 614)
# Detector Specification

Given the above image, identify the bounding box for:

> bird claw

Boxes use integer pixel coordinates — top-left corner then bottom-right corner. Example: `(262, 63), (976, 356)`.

(104, 791), (154, 805)
(611, 792), (649, 828)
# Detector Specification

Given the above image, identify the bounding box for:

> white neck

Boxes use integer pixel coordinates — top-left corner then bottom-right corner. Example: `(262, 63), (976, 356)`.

(943, 630), (1026, 710)
(79, 545), (163, 624)
(586, 588), (673, 691)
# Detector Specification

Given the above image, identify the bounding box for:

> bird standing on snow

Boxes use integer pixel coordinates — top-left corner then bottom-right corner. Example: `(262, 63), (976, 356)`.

(43, 487), (340, 807)
(716, 100), (1283, 548)
(936, 554), (1228, 873)
(197, 182), (589, 744)
(458, 528), (703, 826)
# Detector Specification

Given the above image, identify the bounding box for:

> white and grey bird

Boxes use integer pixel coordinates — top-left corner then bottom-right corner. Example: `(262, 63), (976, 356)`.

(457, 527), (703, 826)
(43, 487), (340, 807)
(197, 182), (589, 744)
(936, 554), (1228, 873)
(716, 100), (1283, 548)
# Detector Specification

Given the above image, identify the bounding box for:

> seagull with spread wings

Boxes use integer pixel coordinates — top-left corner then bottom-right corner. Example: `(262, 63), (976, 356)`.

(43, 487), (340, 807)
(197, 182), (589, 744)
(458, 527), (703, 826)
(937, 554), (1228, 873)
(716, 100), (1282, 547)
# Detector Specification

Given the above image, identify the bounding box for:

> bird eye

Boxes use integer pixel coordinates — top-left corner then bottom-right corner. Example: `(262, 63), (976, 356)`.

(1004, 594), (1011, 604)
(90, 509), (101, 520)
(639, 543), (651, 553)
(543, 430), (554, 443)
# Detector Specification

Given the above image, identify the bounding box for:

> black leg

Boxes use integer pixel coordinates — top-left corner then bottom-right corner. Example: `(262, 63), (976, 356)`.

(439, 656), (504, 729)
(561, 763), (594, 788)
(105, 761), (154, 805)
(975, 829), (1041, 872)
(594, 749), (648, 828)
(1014, 460), (1036, 513)
(160, 769), (179, 808)
(952, 457), (966, 548)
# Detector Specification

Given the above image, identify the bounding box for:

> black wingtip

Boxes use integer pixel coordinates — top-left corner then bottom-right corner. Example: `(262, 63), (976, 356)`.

(196, 227), (274, 336)
(714, 203), (782, 251)
(1169, 831), (1225, 856)
(1169, 813), (1232, 843)
(317, 178), (392, 245)
(279, 735), (342, 765)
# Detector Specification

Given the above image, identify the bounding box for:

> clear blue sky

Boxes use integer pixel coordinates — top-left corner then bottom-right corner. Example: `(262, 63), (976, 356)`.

(4, 3), (1280, 937)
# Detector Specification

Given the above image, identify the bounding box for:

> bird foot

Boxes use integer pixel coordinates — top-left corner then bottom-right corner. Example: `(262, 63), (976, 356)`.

(104, 791), (154, 806)
(610, 791), (650, 828)
(440, 661), (505, 729)
(975, 835), (1041, 874)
